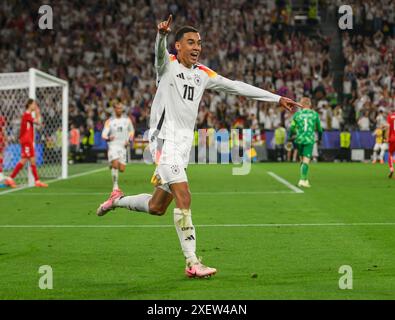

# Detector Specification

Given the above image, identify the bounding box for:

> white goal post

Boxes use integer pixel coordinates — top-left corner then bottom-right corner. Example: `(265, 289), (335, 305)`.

(0, 68), (68, 185)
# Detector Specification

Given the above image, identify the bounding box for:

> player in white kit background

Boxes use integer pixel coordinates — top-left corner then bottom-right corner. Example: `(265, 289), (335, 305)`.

(102, 100), (135, 191)
(97, 15), (302, 278)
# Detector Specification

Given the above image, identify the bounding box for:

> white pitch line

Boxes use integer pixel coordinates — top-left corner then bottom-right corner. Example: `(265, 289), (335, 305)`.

(0, 167), (108, 196)
(1, 169), (303, 196)
(1, 190), (296, 196)
(1, 222), (395, 228)
(267, 171), (304, 194)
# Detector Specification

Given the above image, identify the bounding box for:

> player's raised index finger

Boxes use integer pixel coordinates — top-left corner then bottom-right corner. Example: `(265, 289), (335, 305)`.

(166, 14), (172, 27)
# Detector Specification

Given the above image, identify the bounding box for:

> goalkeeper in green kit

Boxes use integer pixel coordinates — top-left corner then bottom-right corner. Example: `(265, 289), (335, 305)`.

(288, 97), (323, 188)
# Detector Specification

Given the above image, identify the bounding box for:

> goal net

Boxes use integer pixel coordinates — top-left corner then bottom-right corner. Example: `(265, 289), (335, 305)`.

(0, 68), (68, 186)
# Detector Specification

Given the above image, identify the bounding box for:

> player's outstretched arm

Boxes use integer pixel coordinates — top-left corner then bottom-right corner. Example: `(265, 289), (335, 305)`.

(205, 71), (302, 112)
(155, 14), (172, 76)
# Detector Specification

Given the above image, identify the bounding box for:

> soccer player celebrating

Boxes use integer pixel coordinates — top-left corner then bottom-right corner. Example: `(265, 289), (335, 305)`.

(102, 100), (135, 191)
(288, 97), (323, 188)
(386, 108), (395, 178)
(372, 124), (387, 164)
(96, 15), (301, 278)
(5, 99), (48, 188)
(0, 114), (6, 182)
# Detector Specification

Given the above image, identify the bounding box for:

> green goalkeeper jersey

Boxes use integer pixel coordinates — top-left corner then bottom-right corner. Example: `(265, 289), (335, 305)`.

(289, 109), (323, 145)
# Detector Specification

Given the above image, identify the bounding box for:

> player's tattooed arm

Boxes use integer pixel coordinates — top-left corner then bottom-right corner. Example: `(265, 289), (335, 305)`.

(155, 15), (172, 74)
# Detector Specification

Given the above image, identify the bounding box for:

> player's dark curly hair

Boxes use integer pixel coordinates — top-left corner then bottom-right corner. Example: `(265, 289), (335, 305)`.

(25, 98), (35, 109)
(175, 26), (199, 42)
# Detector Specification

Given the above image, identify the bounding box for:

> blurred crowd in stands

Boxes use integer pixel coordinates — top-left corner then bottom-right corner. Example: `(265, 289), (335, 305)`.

(340, 0), (395, 131)
(0, 0), (394, 150)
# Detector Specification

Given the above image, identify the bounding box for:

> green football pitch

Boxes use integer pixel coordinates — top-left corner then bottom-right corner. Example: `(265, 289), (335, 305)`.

(0, 162), (394, 300)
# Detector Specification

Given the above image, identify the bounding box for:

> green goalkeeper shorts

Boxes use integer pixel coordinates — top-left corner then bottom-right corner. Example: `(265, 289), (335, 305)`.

(295, 143), (314, 159)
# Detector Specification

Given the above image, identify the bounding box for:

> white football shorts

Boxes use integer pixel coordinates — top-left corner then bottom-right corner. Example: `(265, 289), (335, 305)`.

(149, 137), (190, 190)
(108, 145), (127, 164)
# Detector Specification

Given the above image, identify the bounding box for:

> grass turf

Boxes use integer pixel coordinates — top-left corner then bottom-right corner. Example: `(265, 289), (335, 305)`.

(0, 162), (394, 299)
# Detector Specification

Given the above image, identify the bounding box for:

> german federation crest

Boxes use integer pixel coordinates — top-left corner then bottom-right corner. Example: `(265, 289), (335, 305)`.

(194, 74), (202, 86)
(171, 165), (180, 175)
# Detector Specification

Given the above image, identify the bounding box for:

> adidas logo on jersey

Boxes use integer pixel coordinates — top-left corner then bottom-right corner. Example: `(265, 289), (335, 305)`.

(176, 73), (185, 80)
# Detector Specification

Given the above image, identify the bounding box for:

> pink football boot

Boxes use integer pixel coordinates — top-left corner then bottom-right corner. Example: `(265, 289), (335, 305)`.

(96, 189), (124, 216)
(185, 261), (217, 278)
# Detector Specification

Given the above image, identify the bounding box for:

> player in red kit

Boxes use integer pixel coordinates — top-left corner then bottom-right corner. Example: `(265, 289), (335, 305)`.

(386, 109), (395, 178)
(0, 115), (6, 182)
(5, 99), (48, 188)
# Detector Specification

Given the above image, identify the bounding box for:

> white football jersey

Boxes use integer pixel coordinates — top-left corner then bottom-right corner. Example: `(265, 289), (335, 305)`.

(102, 115), (134, 148)
(149, 33), (281, 152)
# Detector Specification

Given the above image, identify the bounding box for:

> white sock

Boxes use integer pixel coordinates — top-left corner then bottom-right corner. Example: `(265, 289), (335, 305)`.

(174, 208), (198, 264)
(111, 168), (119, 190)
(114, 194), (151, 213)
